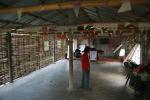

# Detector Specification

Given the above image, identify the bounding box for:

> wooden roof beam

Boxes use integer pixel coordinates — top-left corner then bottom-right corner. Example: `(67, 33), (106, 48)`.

(0, 19), (30, 26)
(37, 0), (68, 25)
(81, 8), (95, 22)
(26, 13), (58, 24)
(0, 1), (58, 25)
(108, 7), (149, 21)
(0, 0), (146, 13)
(95, 7), (103, 21)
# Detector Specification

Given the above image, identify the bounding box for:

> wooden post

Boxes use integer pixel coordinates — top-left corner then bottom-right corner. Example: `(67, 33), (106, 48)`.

(148, 31), (150, 63)
(141, 30), (147, 64)
(137, 32), (143, 64)
(68, 11), (74, 90)
(146, 31), (150, 64)
(68, 38), (74, 90)
(53, 34), (56, 63)
(6, 32), (13, 83)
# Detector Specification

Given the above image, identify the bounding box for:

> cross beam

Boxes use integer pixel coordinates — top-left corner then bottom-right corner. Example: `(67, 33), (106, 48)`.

(0, 19), (29, 26)
(0, 0), (146, 13)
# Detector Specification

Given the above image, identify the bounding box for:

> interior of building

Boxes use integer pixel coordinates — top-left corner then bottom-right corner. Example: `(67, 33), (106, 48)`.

(0, 0), (150, 100)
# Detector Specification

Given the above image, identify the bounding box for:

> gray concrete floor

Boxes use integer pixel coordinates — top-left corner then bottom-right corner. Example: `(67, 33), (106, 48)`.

(0, 60), (141, 100)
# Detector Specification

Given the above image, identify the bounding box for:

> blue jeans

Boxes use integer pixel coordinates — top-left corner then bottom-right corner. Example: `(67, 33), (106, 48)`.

(81, 70), (90, 89)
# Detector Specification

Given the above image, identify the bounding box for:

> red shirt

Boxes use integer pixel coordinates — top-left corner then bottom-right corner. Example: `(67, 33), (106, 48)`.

(81, 53), (90, 71)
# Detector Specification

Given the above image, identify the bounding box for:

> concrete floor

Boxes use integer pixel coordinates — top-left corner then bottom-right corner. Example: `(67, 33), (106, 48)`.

(0, 60), (141, 100)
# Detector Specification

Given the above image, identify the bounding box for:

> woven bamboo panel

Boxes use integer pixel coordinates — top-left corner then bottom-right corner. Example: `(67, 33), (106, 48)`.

(0, 33), (66, 86)
(38, 34), (53, 68)
(12, 34), (39, 79)
(12, 34), (54, 79)
(55, 39), (67, 61)
(0, 33), (9, 85)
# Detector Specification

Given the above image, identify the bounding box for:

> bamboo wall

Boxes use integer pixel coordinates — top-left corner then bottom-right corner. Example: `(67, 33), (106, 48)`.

(0, 33), (8, 85)
(0, 33), (66, 86)
(55, 39), (66, 61)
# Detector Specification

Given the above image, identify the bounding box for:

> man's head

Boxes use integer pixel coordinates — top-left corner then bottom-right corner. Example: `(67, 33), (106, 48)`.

(84, 46), (90, 53)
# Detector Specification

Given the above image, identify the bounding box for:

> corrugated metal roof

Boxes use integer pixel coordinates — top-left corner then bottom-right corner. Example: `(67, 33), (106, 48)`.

(0, 0), (149, 28)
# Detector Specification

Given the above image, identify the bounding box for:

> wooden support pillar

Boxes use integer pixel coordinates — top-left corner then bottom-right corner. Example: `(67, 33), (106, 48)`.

(88, 37), (90, 47)
(53, 34), (56, 63)
(141, 30), (147, 64)
(147, 31), (150, 63)
(146, 30), (150, 64)
(68, 10), (74, 91)
(141, 31), (145, 64)
(68, 38), (74, 90)
(6, 32), (13, 83)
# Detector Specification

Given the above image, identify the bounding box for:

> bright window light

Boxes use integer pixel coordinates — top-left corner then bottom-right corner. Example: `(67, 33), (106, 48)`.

(67, 45), (69, 58)
(131, 44), (141, 65)
(79, 45), (86, 52)
(119, 49), (125, 56)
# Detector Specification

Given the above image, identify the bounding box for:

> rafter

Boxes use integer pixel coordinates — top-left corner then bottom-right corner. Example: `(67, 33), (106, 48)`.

(0, 19), (30, 26)
(80, 8), (95, 22)
(84, 8), (98, 17)
(95, 7), (103, 22)
(85, 7), (122, 22)
(0, 0), (146, 13)
(37, 0), (68, 25)
(85, 8), (102, 18)
(108, 7), (149, 21)
(0, 1), (58, 26)
(26, 13), (57, 24)
(84, 8), (96, 14)
(99, 7), (135, 22)
(56, 10), (69, 18)
(0, 1), (32, 27)
(44, 0), (70, 25)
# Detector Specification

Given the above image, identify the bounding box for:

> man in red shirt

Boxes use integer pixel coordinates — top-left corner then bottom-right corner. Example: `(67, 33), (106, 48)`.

(81, 46), (91, 89)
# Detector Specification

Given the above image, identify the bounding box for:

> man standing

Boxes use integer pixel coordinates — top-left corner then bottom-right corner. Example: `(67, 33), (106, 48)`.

(81, 46), (91, 89)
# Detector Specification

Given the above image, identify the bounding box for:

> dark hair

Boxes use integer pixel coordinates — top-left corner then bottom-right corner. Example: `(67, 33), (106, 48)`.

(83, 46), (90, 53)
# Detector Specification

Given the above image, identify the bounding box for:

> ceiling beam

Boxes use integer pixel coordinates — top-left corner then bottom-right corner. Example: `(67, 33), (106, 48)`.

(0, 19), (30, 26)
(0, 0), (146, 13)
(85, 7), (123, 22)
(57, 10), (69, 18)
(26, 13), (57, 24)
(95, 7), (103, 21)
(0, 1), (58, 25)
(81, 8), (95, 22)
(0, 2), (32, 26)
(99, 7), (136, 22)
(32, 0), (67, 25)
(84, 8), (98, 17)
(108, 7), (149, 21)
(37, 0), (68, 25)
(84, 8), (102, 19)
